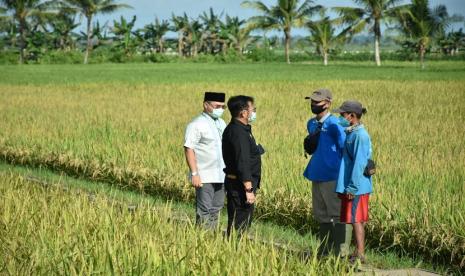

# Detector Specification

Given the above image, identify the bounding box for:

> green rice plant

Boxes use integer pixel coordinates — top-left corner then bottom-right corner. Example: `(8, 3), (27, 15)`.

(0, 171), (355, 275)
(0, 62), (464, 270)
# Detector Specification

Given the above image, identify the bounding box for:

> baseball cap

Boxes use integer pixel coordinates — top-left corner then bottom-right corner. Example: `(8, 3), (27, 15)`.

(305, 88), (333, 102)
(332, 100), (366, 115)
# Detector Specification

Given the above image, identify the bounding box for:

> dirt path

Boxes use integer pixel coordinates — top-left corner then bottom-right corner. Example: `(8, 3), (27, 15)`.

(357, 267), (439, 275)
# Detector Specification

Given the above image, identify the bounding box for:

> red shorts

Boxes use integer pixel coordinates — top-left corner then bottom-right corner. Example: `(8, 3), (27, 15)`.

(339, 194), (370, 223)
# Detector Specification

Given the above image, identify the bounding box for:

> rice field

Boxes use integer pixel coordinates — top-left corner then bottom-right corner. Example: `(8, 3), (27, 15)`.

(0, 62), (464, 270)
(1, 170), (360, 275)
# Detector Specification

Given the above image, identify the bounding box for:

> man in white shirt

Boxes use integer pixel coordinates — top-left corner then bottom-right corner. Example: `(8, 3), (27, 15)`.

(184, 92), (227, 230)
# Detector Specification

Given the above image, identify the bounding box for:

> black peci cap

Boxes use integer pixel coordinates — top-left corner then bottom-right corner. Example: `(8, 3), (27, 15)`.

(204, 92), (225, 102)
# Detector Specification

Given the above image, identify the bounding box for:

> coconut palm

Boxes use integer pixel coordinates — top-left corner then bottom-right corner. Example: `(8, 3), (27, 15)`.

(306, 8), (355, 66)
(396, 0), (455, 68)
(0, 0), (57, 63)
(334, 0), (408, 66)
(171, 12), (189, 57)
(242, 0), (321, 64)
(59, 0), (131, 64)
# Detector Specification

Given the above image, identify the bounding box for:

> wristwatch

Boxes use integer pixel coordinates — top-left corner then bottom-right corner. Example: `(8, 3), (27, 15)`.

(245, 187), (253, 193)
(191, 171), (199, 176)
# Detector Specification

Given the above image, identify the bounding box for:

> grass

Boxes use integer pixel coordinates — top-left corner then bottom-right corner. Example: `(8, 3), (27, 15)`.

(0, 164), (357, 275)
(0, 162), (451, 274)
(0, 61), (465, 86)
(0, 61), (464, 271)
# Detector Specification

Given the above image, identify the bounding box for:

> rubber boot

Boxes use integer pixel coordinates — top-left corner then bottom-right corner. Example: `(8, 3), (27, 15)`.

(332, 223), (352, 257)
(318, 223), (333, 256)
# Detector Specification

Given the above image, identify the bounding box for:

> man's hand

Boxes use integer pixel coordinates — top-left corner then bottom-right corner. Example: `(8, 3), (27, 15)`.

(246, 191), (255, 204)
(346, 193), (355, 200)
(191, 175), (202, 188)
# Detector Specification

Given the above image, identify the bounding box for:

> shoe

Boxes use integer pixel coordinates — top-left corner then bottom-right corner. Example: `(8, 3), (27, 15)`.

(349, 254), (366, 265)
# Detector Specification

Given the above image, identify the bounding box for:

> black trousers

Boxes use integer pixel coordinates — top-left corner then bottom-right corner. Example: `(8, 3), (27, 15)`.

(225, 178), (255, 236)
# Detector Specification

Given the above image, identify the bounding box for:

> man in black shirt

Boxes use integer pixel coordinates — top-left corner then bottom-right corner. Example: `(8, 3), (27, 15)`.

(222, 95), (263, 236)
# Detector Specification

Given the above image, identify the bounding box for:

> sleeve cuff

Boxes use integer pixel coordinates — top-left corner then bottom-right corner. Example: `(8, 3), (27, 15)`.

(183, 142), (195, 149)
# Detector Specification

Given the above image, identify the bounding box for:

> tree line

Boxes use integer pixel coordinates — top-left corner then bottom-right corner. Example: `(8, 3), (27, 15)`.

(1, 0), (464, 68)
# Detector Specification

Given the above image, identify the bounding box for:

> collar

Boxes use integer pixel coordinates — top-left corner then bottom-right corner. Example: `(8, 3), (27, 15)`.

(232, 118), (251, 131)
(202, 112), (217, 121)
(316, 112), (331, 123)
(345, 123), (364, 133)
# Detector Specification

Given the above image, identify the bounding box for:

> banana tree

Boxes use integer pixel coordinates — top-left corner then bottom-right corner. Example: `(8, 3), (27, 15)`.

(47, 10), (79, 50)
(439, 28), (465, 56)
(200, 7), (222, 54)
(111, 15), (136, 56)
(306, 8), (354, 65)
(396, 0), (455, 69)
(186, 18), (202, 56)
(0, 0), (57, 63)
(142, 18), (170, 54)
(77, 20), (109, 50)
(220, 15), (255, 55)
(171, 12), (189, 57)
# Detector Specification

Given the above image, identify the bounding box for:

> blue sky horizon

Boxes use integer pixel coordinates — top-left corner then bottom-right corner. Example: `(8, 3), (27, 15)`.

(83, 0), (465, 37)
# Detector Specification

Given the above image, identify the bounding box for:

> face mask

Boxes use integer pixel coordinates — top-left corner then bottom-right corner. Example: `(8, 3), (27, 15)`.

(248, 111), (257, 123)
(311, 104), (327, 115)
(209, 108), (224, 119)
(338, 115), (350, 127)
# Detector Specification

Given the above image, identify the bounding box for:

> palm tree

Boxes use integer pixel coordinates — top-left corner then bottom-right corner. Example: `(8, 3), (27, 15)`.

(242, 0), (321, 64)
(60, 0), (131, 64)
(171, 12), (189, 57)
(306, 8), (354, 66)
(0, 0), (57, 63)
(396, 0), (455, 69)
(334, 0), (408, 66)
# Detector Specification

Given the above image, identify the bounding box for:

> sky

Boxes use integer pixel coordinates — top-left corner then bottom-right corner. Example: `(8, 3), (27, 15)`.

(90, 0), (465, 37)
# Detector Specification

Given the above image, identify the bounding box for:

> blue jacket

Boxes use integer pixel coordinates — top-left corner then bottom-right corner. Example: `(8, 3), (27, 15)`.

(335, 124), (373, 195)
(303, 113), (346, 182)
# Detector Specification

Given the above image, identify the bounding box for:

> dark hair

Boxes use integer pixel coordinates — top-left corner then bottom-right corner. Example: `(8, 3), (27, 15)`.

(227, 95), (254, 118)
(354, 107), (367, 119)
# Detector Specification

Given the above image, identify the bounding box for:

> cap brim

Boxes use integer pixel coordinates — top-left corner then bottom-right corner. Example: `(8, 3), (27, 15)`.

(332, 107), (346, 113)
(305, 95), (326, 101)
